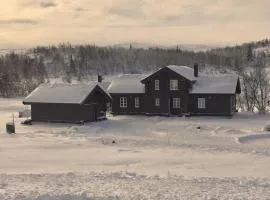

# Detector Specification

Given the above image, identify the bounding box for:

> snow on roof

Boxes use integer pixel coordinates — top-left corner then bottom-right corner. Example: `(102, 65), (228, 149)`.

(23, 82), (110, 104)
(167, 65), (196, 81)
(190, 74), (239, 94)
(107, 74), (146, 94)
(99, 82), (111, 90)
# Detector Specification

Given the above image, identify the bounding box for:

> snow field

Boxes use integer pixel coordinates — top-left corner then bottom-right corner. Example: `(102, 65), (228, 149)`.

(1, 99), (270, 199)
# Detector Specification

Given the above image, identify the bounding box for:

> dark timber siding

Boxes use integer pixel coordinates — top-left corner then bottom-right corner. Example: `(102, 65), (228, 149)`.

(84, 87), (109, 118)
(143, 67), (191, 115)
(28, 85), (111, 123)
(111, 94), (145, 114)
(108, 67), (240, 117)
(189, 94), (235, 116)
(31, 103), (96, 122)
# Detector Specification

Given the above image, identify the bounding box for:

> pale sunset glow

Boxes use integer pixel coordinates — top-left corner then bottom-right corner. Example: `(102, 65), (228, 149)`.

(0, 0), (269, 48)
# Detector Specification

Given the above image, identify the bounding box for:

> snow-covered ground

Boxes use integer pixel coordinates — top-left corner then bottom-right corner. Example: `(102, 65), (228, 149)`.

(1, 98), (270, 199)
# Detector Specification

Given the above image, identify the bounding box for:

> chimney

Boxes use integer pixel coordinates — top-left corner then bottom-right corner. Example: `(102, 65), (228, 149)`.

(98, 74), (103, 83)
(194, 63), (198, 77)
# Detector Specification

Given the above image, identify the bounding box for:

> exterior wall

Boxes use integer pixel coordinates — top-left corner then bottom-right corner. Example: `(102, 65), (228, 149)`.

(29, 86), (111, 123)
(31, 103), (96, 122)
(109, 67), (239, 117)
(111, 94), (145, 114)
(188, 94), (235, 116)
(84, 88), (109, 118)
(143, 67), (191, 115)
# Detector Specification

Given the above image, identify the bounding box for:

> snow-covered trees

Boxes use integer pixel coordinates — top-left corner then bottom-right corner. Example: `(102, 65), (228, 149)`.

(238, 54), (270, 113)
(0, 39), (269, 98)
(0, 53), (47, 97)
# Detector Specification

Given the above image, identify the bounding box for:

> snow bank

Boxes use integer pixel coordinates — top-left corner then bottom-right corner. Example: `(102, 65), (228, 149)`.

(237, 132), (270, 144)
(2, 172), (270, 200)
(3, 99), (270, 199)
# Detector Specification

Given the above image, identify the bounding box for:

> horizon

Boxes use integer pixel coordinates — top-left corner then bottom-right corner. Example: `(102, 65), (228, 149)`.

(0, 38), (268, 51)
(1, 0), (270, 49)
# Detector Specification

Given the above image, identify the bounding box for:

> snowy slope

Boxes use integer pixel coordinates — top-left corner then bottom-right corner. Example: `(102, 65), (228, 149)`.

(254, 45), (270, 56)
(2, 99), (270, 199)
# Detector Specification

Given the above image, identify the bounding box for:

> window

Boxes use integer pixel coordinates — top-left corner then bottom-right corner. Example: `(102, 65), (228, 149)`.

(120, 97), (127, 108)
(198, 98), (206, 109)
(155, 98), (160, 106)
(173, 98), (181, 108)
(135, 97), (139, 108)
(155, 80), (159, 90)
(170, 80), (178, 90)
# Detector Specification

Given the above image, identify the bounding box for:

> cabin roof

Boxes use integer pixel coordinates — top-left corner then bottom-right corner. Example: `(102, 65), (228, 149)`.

(166, 65), (196, 81)
(190, 74), (240, 94)
(141, 65), (196, 83)
(23, 82), (111, 104)
(99, 81), (111, 90)
(107, 74), (146, 94)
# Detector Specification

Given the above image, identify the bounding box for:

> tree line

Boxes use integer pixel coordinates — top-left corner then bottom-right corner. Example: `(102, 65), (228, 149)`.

(0, 39), (269, 113)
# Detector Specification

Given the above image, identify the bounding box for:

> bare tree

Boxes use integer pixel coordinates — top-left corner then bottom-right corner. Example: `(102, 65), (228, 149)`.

(253, 59), (269, 113)
(240, 58), (269, 113)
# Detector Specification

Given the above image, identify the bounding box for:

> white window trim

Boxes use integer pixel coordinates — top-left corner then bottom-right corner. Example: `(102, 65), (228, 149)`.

(135, 97), (139, 108)
(155, 98), (160, 107)
(198, 98), (206, 109)
(173, 98), (181, 108)
(170, 80), (178, 90)
(155, 80), (160, 90)
(120, 97), (127, 108)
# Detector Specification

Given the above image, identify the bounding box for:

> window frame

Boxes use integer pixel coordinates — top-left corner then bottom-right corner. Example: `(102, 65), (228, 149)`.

(198, 98), (206, 109)
(155, 80), (160, 91)
(120, 97), (128, 108)
(172, 98), (181, 108)
(155, 98), (160, 107)
(135, 97), (140, 108)
(170, 79), (178, 90)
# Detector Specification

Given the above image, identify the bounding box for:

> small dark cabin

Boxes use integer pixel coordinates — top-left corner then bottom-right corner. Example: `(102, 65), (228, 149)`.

(23, 82), (112, 123)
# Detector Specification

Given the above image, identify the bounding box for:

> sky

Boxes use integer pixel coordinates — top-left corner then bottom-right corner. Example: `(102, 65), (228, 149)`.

(0, 0), (269, 48)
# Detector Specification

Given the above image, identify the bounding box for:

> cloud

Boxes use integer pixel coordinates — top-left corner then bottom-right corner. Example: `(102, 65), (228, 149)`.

(107, 0), (146, 19)
(106, 0), (270, 29)
(21, 0), (58, 8)
(108, 7), (145, 20)
(40, 1), (58, 8)
(0, 0), (269, 48)
(74, 7), (88, 12)
(0, 19), (39, 25)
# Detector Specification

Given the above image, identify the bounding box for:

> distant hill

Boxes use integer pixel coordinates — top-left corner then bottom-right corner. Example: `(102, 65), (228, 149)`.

(0, 38), (269, 97)
(113, 42), (223, 52)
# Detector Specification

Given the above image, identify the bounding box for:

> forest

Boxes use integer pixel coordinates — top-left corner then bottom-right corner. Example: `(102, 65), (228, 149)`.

(0, 39), (269, 112)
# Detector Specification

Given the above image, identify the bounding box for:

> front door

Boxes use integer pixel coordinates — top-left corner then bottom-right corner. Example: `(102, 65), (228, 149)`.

(170, 97), (182, 115)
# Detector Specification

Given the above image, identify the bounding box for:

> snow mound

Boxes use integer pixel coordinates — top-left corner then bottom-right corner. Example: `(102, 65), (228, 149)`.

(237, 132), (270, 144)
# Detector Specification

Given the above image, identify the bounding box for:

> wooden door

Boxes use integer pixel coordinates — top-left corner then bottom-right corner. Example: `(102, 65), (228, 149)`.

(170, 97), (182, 115)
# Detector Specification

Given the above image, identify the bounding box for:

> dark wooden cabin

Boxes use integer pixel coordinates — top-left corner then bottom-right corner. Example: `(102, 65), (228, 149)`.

(108, 64), (241, 116)
(23, 82), (112, 123)
(107, 74), (146, 115)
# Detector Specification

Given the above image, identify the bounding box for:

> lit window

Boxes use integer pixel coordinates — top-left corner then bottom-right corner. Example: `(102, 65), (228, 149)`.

(155, 98), (160, 106)
(170, 80), (178, 90)
(155, 80), (159, 90)
(135, 97), (139, 108)
(198, 98), (206, 109)
(173, 98), (181, 108)
(120, 97), (127, 108)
